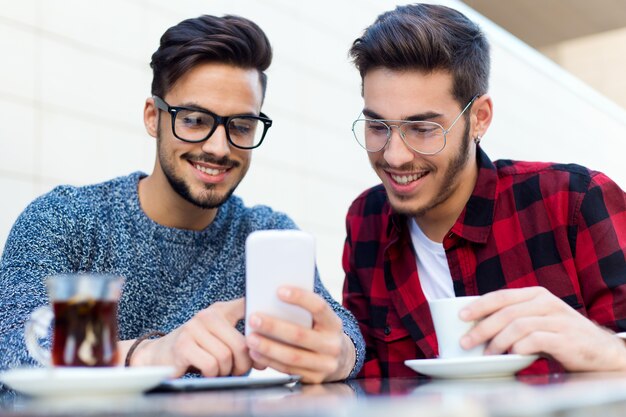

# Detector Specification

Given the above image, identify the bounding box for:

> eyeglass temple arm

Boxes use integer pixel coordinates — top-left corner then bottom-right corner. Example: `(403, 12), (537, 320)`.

(152, 96), (168, 111)
(445, 94), (480, 133)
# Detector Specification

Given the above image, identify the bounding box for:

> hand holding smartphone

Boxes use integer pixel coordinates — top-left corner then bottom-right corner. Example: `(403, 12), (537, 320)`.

(245, 230), (315, 336)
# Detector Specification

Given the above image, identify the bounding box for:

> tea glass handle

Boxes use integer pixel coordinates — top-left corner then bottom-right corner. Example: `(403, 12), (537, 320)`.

(24, 306), (53, 366)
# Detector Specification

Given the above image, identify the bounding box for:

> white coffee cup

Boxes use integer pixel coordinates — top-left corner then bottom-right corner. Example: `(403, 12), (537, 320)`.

(429, 296), (485, 359)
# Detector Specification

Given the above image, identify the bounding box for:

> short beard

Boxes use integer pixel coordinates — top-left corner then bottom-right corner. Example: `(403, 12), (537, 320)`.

(162, 166), (237, 210)
(157, 124), (240, 210)
(395, 119), (472, 218)
(411, 120), (470, 217)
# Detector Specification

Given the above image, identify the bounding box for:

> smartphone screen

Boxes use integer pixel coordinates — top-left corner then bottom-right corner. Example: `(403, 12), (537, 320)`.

(245, 230), (315, 336)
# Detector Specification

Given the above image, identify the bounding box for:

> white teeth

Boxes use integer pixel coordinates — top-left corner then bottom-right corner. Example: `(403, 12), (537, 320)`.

(195, 164), (225, 176)
(391, 172), (426, 185)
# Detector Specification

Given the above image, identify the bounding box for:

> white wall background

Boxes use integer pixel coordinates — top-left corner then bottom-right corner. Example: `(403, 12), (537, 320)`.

(1, 0), (625, 300)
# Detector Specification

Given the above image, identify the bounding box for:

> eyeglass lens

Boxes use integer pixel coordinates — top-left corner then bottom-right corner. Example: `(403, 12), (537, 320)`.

(352, 120), (445, 154)
(174, 109), (264, 148)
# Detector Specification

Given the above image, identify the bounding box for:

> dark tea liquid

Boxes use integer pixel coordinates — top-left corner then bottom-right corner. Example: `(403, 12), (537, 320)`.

(51, 299), (119, 366)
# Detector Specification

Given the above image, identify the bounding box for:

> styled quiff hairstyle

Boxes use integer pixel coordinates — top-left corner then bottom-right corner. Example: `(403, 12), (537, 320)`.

(349, 4), (489, 106)
(150, 14), (272, 99)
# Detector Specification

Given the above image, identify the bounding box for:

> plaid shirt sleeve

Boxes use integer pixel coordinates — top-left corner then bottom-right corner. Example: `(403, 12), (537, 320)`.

(574, 171), (626, 329)
(342, 189), (381, 377)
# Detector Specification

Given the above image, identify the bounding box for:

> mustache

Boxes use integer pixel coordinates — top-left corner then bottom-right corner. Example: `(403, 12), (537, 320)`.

(184, 153), (240, 168)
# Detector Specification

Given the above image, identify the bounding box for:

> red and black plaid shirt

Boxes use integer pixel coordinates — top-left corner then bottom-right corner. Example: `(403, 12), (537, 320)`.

(342, 147), (626, 378)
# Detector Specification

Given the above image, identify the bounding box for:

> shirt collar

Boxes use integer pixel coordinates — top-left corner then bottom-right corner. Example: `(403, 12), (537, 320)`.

(449, 147), (497, 243)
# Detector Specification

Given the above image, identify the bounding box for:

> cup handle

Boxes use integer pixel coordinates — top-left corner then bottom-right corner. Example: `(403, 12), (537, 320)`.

(24, 306), (53, 366)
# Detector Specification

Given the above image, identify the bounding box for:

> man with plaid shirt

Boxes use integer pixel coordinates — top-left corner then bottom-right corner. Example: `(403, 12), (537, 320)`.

(343, 3), (626, 378)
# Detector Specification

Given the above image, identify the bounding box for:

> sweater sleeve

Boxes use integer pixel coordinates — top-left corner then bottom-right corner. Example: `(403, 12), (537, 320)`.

(0, 191), (79, 372)
(312, 268), (366, 379)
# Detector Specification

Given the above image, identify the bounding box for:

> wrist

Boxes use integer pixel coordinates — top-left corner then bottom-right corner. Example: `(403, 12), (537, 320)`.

(124, 331), (166, 367)
(329, 333), (356, 382)
(129, 338), (158, 366)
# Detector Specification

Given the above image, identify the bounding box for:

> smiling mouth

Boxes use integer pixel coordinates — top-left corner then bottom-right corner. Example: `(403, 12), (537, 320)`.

(194, 164), (227, 176)
(390, 171), (429, 185)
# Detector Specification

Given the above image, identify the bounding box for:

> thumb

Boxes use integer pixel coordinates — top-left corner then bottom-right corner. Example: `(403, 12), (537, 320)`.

(223, 297), (246, 324)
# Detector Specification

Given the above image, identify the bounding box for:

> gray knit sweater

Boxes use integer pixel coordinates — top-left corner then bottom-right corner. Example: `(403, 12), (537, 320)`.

(0, 172), (364, 377)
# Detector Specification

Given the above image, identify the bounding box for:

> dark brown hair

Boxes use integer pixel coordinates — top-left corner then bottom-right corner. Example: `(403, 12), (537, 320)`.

(150, 14), (272, 99)
(349, 4), (489, 105)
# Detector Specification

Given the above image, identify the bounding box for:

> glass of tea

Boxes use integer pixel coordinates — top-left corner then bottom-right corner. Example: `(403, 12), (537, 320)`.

(24, 274), (124, 367)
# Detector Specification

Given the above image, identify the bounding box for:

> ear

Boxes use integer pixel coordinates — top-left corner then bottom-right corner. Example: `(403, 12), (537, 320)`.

(143, 97), (159, 138)
(471, 94), (493, 140)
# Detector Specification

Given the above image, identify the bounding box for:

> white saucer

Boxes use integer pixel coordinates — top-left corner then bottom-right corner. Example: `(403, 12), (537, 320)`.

(404, 354), (538, 379)
(0, 366), (175, 397)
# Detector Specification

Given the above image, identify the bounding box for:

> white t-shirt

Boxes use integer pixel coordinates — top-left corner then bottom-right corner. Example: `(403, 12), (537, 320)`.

(408, 218), (454, 301)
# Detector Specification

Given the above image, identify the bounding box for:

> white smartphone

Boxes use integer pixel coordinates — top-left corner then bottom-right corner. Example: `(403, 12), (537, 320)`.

(245, 230), (315, 336)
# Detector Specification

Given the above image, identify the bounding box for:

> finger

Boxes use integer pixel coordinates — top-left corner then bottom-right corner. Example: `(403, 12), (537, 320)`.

(194, 332), (234, 376)
(509, 324), (625, 372)
(206, 325), (251, 376)
(219, 297), (246, 325)
(509, 330), (559, 357)
(278, 287), (342, 330)
(179, 343), (220, 377)
(460, 287), (545, 321)
(248, 313), (342, 356)
(229, 341), (252, 377)
(484, 316), (565, 355)
(247, 332), (338, 377)
(196, 308), (251, 375)
(249, 349), (270, 369)
(248, 350), (327, 384)
(461, 297), (553, 349)
(251, 360), (268, 371)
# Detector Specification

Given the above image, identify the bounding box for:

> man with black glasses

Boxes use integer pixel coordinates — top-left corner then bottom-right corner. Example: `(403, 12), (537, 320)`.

(342, 3), (626, 378)
(0, 14), (364, 383)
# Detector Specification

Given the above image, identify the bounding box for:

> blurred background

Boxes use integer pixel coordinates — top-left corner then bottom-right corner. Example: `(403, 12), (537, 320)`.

(1, 0), (625, 299)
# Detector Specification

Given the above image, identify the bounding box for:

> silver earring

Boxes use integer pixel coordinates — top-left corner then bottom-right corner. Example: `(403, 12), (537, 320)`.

(473, 135), (482, 144)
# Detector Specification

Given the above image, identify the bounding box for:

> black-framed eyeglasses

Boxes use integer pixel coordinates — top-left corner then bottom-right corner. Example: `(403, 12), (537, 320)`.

(351, 95), (479, 155)
(153, 96), (272, 150)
